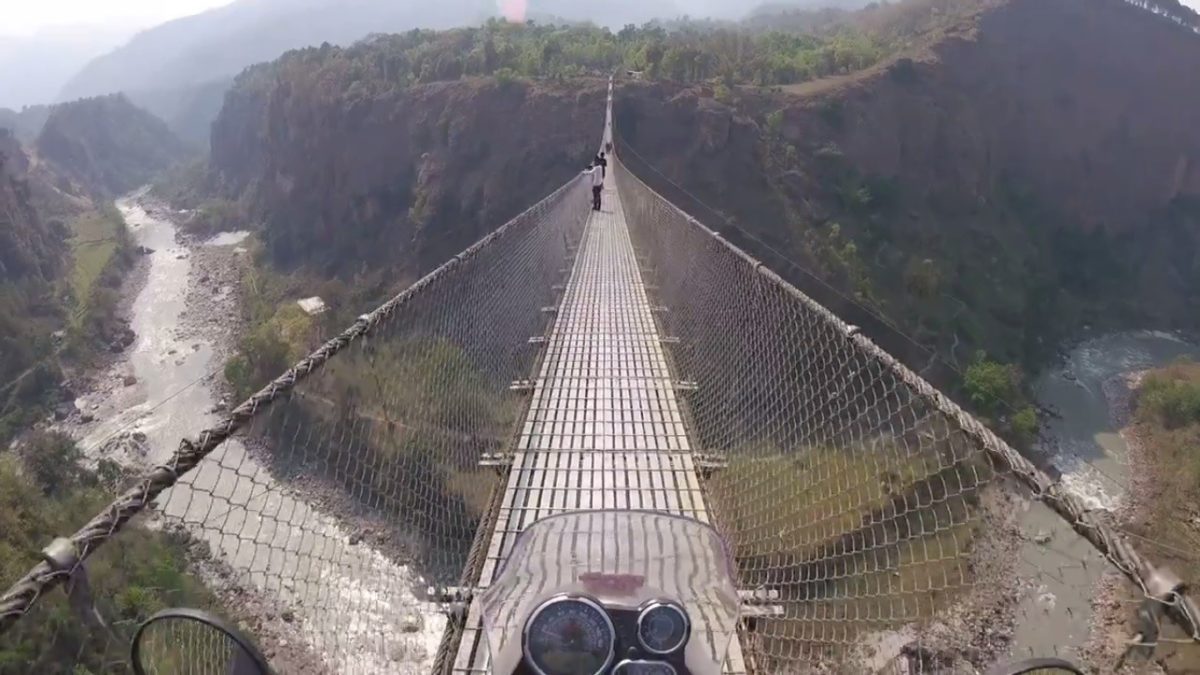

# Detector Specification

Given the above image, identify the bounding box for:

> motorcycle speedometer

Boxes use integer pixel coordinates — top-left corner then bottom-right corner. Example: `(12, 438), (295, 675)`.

(523, 594), (615, 675)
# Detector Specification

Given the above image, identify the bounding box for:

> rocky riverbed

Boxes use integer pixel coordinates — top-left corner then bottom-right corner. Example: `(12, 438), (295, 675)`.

(56, 191), (443, 673)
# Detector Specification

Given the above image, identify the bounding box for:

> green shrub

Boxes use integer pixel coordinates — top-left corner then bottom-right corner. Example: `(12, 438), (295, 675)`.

(1142, 375), (1200, 429)
(494, 67), (519, 87)
(963, 353), (1021, 417)
(1011, 406), (1039, 443)
(0, 437), (220, 673)
(18, 431), (90, 498)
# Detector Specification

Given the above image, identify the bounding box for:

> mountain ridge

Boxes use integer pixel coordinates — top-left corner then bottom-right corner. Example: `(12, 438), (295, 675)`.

(36, 94), (194, 197)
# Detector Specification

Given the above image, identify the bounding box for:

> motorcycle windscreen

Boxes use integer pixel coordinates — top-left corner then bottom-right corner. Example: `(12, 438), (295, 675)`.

(480, 510), (741, 675)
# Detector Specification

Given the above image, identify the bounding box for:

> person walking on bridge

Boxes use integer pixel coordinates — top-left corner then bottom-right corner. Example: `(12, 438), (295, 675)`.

(584, 162), (604, 211)
(594, 151), (608, 179)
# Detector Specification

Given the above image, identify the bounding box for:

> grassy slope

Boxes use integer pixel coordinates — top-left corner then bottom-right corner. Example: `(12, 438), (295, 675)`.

(707, 446), (989, 664)
(66, 210), (121, 325)
(0, 435), (221, 673)
(1121, 362), (1200, 670)
(1130, 363), (1200, 577)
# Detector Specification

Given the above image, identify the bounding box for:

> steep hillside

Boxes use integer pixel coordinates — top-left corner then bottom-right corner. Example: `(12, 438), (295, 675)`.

(36, 94), (194, 197)
(0, 131), (68, 441)
(207, 43), (604, 278)
(616, 0), (1200, 373)
(0, 106), (51, 144)
(0, 132), (62, 283)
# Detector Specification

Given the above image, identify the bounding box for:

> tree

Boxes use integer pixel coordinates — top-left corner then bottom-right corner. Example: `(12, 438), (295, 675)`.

(963, 353), (1020, 416)
(540, 39), (562, 76)
(1011, 406), (1039, 444)
(643, 42), (665, 78)
(482, 34), (498, 75)
(19, 431), (90, 498)
(903, 258), (941, 300)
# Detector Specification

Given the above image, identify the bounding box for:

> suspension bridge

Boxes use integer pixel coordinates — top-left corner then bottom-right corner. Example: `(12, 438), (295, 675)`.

(1, 79), (1197, 674)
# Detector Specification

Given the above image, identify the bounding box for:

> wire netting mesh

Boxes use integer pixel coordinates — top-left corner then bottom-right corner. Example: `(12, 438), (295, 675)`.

(0, 176), (591, 674)
(174, 177), (589, 672)
(612, 158), (1113, 673)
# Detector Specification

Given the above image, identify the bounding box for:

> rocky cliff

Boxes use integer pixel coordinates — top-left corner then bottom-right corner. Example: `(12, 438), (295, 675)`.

(210, 55), (604, 277)
(0, 131), (61, 283)
(36, 94), (194, 197)
(816, 0), (1200, 233)
(616, 0), (1200, 369)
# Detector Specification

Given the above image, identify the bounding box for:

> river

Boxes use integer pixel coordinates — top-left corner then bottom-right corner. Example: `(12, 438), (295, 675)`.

(76, 194), (443, 673)
(1008, 331), (1200, 662)
(1037, 331), (1200, 510)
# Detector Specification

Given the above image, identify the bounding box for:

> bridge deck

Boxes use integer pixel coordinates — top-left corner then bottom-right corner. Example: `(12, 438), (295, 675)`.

(451, 173), (746, 673)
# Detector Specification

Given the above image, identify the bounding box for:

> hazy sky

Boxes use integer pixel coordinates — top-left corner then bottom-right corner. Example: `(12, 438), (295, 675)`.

(6, 0), (1200, 36)
(2, 0), (235, 36)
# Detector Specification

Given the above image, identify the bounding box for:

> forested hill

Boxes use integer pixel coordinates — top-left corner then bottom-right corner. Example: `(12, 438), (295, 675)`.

(36, 94), (194, 197)
(196, 14), (906, 280)
(209, 66), (605, 277)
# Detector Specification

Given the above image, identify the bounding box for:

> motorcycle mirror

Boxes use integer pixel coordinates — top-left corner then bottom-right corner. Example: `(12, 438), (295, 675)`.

(131, 608), (273, 675)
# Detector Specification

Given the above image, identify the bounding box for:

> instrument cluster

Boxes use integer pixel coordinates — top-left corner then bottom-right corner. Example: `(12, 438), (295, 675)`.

(522, 594), (691, 675)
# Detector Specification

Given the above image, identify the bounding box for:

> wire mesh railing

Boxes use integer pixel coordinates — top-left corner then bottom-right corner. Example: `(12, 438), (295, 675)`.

(0, 175), (590, 673)
(614, 156), (1200, 672)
